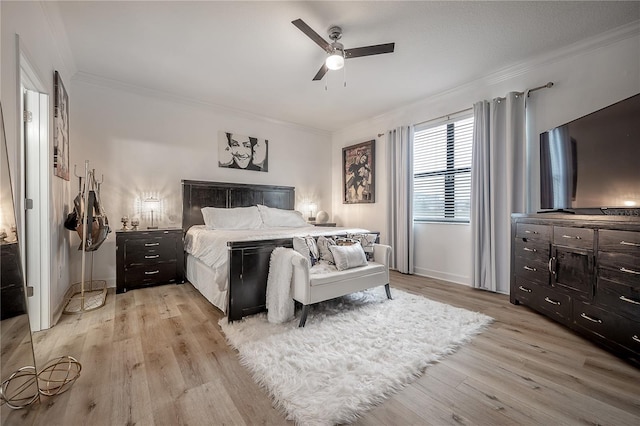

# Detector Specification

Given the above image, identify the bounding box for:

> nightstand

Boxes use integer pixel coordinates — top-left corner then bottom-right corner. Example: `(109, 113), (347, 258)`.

(115, 228), (184, 293)
(310, 222), (337, 227)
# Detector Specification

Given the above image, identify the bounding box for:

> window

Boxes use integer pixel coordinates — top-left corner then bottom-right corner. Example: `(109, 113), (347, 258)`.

(413, 115), (473, 222)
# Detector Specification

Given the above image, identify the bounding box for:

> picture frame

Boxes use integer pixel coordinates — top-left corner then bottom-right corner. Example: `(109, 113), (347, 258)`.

(53, 71), (69, 180)
(218, 131), (268, 172)
(343, 140), (375, 204)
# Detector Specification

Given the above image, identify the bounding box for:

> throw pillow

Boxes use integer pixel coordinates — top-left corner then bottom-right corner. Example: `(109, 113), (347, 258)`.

(347, 233), (378, 261)
(292, 236), (319, 265)
(316, 236), (336, 264)
(334, 237), (358, 246)
(329, 242), (368, 271)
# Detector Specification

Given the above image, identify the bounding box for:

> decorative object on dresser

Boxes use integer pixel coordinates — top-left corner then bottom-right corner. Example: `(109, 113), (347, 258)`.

(315, 210), (329, 224)
(219, 286), (492, 425)
(115, 228), (184, 293)
(511, 213), (640, 365)
(343, 139), (375, 204)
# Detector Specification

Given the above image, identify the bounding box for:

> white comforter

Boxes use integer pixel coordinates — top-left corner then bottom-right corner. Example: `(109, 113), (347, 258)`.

(184, 225), (370, 269)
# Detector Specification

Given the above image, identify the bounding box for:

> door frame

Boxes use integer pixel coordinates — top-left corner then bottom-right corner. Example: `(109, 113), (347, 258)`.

(17, 36), (51, 331)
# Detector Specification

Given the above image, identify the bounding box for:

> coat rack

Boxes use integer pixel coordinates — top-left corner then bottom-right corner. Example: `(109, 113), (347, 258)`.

(63, 161), (109, 314)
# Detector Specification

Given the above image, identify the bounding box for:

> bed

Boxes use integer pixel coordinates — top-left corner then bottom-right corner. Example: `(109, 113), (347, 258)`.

(181, 180), (372, 321)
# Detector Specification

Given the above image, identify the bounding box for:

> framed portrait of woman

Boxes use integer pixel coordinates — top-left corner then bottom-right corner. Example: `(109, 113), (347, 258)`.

(343, 140), (375, 204)
(218, 131), (268, 172)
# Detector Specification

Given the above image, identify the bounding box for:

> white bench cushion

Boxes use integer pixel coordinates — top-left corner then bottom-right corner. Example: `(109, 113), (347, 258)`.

(309, 262), (385, 287)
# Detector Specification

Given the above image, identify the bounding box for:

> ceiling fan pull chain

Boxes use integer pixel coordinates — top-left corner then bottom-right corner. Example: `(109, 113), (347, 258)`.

(343, 65), (347, 87)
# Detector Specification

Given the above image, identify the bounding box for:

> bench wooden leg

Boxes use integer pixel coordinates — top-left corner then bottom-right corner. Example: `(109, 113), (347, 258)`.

(299, 305), (310, 327)
(385, 283), (392, 300)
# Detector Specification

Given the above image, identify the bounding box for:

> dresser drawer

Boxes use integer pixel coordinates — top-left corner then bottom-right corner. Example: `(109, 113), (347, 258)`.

(599, 229), (640, 254)
(598, 252), (640, 286)
(536, 286), (572, 323)
(123, 262), (178, 287)
(553, 226), (594, 250)
(514, 255), (550, 286)
(516, 223), (551, 241)
(514, 239), (550, 262)
(596, 278), (640, 322)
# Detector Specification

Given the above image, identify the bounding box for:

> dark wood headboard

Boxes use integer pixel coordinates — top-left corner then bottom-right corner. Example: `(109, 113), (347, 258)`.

(181, 180), (295, 231)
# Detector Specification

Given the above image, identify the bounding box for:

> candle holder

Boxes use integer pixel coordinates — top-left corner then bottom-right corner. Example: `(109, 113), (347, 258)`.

(120, 216), (129, 231)
(130, 218), (139, 231)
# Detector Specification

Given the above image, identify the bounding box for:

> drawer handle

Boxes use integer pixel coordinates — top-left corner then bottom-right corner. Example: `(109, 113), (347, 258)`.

(544, 297), (560, 306)
(144, 270), (160, 275)
(620, 240), (640, 247)
(145, 242), (160, 247)
(562, 234), (582, 240)
(633, 335), (640, 343)
(548, 257), (556, 275)
(619, 295), (640, 305)
(524, 230), (539, 235)
(523, 266), (537, 272)
(620, 267), (640, 275)
(580, 313), (602, 324)
(523, 247), (537, 252)
(145, 254), (160, 259)
(518, 286), (532, 293)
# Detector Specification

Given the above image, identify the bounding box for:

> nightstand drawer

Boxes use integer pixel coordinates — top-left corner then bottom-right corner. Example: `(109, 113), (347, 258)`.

(123, 262), (178, 287)
(124, 240), (177, 266)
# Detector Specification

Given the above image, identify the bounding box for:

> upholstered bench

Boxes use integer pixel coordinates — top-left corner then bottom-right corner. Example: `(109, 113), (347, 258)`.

(290, 243), (392, 327)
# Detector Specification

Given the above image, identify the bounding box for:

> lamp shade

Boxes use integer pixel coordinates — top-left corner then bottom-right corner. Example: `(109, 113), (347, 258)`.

(144, 197), (160, 211)
(326, 52), (344, 70)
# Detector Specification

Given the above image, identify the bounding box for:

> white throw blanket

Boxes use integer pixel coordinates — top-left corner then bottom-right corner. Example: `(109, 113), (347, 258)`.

(266, 247), (303, 324)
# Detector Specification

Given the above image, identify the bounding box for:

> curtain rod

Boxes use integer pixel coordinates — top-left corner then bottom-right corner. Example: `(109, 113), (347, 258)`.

(382, 81), (555, 134)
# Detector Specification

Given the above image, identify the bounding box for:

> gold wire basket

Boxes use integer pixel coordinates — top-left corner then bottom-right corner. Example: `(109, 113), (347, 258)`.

(37, 356), (82, 397)
(0, 366), (39, 409)
(63, 279), (107, 314)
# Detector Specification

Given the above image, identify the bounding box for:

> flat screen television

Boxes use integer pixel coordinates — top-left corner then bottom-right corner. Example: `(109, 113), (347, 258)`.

(539, 93), (640, 214)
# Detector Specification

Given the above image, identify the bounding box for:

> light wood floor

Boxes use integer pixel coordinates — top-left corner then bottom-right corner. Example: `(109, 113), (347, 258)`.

(5, 272), (640, 425)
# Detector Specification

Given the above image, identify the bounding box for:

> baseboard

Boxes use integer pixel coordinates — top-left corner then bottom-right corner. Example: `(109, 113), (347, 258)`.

(413, 267), (471, 287)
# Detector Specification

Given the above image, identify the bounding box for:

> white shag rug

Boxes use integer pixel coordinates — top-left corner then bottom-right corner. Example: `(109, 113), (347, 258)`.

(219, 286), (493, 426)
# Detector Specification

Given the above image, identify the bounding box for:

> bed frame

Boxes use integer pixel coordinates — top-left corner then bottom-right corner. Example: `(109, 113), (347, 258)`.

(182, 180), (297, 321)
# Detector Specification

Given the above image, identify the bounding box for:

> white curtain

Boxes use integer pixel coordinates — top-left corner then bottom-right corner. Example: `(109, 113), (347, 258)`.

(387, 126), (414, 274)
(471, 92), (526, 292)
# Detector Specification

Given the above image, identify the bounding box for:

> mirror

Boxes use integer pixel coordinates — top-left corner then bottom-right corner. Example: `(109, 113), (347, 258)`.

(0, 103), (40, 415)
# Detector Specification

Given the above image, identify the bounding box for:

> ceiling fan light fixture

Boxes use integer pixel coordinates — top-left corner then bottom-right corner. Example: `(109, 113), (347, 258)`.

(326, 51), (344, 70)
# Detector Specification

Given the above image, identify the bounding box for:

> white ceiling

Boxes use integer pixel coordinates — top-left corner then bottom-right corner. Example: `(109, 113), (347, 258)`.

(52, 1), (640, 132)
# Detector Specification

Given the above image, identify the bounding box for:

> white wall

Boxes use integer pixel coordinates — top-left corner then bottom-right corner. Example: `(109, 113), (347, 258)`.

(1, 1), (73, 327)
(332, 24), (640, 290)
(69, 79), (332, 286)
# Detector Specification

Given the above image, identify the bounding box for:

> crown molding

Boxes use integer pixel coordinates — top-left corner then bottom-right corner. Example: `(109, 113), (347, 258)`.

(71, 72), (331, 137)
(39, 1), (78, 77)
(337, 20), (640, 136)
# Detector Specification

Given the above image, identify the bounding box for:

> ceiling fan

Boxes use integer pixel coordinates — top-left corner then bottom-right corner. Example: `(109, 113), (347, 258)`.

(292, 18), (395, 81)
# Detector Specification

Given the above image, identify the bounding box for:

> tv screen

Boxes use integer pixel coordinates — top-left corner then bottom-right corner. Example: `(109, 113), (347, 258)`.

(540, 93), (640, 212)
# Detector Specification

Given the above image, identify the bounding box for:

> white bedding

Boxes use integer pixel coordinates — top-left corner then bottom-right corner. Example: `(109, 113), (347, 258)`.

(184, 225), (371, 313)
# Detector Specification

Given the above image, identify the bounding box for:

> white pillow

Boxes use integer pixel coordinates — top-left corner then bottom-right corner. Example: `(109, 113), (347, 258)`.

(201, 206), (263, 230)
(257, 205), (310, 228)
(329, 242), (368, 271)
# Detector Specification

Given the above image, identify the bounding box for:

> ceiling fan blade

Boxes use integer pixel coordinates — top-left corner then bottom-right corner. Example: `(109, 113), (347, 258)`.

(345, 43), (395, 59)
(292, 19), (332, 52)
(312, 63), (329, 81)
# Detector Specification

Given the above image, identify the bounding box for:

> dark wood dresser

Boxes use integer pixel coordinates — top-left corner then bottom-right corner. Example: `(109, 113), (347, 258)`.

(116, 228), (184, 293)
(511, 213), (640, 365)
